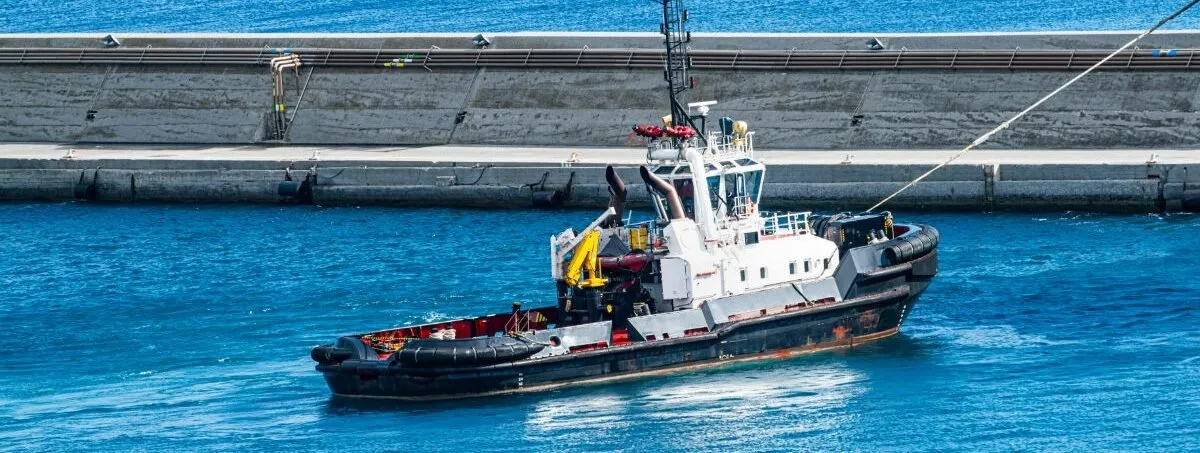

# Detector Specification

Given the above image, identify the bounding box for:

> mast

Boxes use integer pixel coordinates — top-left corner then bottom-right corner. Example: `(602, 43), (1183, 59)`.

(659, 0), (705, 144)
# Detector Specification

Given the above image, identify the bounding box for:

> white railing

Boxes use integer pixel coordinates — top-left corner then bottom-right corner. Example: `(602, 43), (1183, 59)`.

(644, 131), (755, 163)
(728, 195), (755, 218)
(703, 131), (755, 162)
(761, 211), (812, 236)
(607, 220), (663, 252)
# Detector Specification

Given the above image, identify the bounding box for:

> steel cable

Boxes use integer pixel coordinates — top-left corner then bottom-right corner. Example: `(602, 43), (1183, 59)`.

(866, 0), (1200, 212)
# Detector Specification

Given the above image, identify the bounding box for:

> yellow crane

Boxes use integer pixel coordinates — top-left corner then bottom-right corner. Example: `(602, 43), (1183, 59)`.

(563, 228), (608, 289)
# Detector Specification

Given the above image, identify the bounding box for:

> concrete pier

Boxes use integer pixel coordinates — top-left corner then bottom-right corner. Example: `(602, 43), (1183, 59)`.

(3, 32), (1200, 211)
(5, 32), (1200, 150)
(2, 143), (1196, 212)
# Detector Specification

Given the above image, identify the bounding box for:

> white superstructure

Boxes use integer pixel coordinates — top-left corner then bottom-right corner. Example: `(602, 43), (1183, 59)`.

(551, 114), (842, 314)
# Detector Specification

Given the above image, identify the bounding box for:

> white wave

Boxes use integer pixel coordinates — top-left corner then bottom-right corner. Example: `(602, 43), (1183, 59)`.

(910, 324), (1074, 349)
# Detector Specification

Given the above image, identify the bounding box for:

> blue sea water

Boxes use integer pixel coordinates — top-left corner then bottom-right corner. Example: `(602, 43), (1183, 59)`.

(0, 203), (1197, 451)
(2, 0), (1200, 34)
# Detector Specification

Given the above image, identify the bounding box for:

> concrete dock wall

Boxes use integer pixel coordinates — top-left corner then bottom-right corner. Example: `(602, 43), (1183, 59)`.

(5, 32), (1200, 150)
(3, 148), (1196, 212)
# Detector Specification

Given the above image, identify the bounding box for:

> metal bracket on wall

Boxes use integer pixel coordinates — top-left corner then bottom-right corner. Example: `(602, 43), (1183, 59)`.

(423, 45), (439, 72)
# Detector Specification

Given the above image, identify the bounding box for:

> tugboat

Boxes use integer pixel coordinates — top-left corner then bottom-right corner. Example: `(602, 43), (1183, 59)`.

(311, 0), (939, 400)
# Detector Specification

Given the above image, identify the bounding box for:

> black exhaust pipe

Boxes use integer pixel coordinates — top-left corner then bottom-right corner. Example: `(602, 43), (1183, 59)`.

(604, 166), (627, 227)
(639, 166), (685, 220)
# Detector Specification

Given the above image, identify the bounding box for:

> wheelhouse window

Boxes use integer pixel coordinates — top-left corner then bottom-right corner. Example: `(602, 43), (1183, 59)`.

(760, 267), (767, 279)
(707, 175), (721, 213)
(725, 172), (743, 213)
(671, 178), (697, 219)
(739, 268), (747, 282)
(789, 262), (797, 274)
(745, 170), (763, 205)
(650, 192), (669, 220)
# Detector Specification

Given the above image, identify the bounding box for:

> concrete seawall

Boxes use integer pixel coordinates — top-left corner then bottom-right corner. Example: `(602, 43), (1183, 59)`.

(5, 32), (1200, 150)
(3, 144), (1197, 212)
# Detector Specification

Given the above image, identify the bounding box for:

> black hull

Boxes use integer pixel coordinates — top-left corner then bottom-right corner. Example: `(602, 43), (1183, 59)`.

(318, 250), (937, 400)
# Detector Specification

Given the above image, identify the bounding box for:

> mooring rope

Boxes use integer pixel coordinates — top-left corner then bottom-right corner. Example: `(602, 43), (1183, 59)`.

(867, 0), (1200, 213)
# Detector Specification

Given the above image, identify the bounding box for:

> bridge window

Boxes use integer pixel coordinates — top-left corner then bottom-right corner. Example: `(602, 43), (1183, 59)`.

(804, 261), (811, 273)
(708, 175), (721, 213)
(789, 262), (797, 275)
(745, 170), (763, 205)
(739, 268), (747, 282)
(760, 267), (767, 279)
(672, 178), (696, 219)
(725, 173), (740, 211)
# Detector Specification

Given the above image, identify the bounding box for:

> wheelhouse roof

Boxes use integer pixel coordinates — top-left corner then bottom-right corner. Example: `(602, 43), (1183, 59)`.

(651, 158), (764, 179)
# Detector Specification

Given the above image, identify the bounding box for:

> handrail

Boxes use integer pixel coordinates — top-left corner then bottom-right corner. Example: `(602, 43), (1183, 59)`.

(3, 47), (1200, 71)
(761, 211), (812, 236)
(644, 131), (756, 164)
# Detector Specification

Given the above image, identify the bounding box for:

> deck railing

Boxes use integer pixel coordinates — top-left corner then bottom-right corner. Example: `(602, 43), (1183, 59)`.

(646, 132), (754, 163)
(704, 131), (755, 161)
(761, 211), (812, 236)
(6, 47), (1200, 71)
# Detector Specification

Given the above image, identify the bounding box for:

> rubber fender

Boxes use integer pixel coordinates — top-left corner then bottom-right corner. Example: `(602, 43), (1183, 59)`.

(278, 180), (302, 197)
(1183, 189), (1200, 212)
(882, 224), (939, 264)
(896, 239), (915, 260)
(531, 189), (566, 207)
(396, 336), (545, 367)
(311, 345), (353, 364)
(335, 336), (378, 361)
(809, 215), (831, 237)
(911, 234), (930, 254)
(74, 182), (97, 200)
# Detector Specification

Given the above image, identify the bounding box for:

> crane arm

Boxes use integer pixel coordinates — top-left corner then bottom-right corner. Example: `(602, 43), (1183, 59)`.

(563, 228), (608, 289)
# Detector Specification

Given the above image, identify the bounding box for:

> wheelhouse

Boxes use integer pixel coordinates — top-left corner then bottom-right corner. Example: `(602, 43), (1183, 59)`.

(648, 154), (765, 222)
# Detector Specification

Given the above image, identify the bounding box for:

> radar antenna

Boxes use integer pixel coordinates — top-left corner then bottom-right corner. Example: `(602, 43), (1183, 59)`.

(658, 0), (705, 144)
